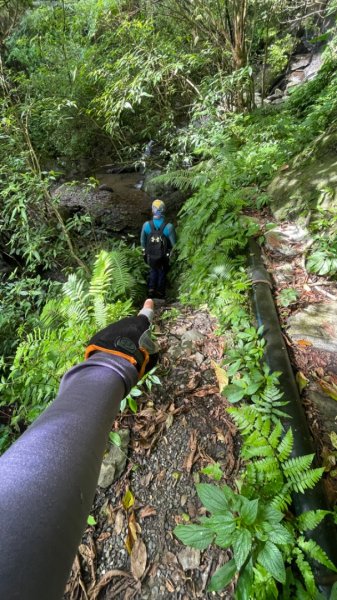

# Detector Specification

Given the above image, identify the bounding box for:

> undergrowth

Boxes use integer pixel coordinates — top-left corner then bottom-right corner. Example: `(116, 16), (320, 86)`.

(170, 44), (337, 598)
(0, 248), (147, 452)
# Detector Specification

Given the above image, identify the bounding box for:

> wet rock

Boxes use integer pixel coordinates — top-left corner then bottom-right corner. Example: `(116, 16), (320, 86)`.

(178, 547), (200, 571)
(98, 429), (130, 488)
(265, 224), (311, 256)
(99, 184), (114, 192)
(269, 131), (337, 221)
(287, 301), (337, 353)
(181, 330), (204, 345)
(290, 54), (311, 71)
(307, 384), (337, 433)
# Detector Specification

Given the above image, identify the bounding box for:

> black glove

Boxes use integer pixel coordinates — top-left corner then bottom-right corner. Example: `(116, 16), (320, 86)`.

(85, 303), (158, 378)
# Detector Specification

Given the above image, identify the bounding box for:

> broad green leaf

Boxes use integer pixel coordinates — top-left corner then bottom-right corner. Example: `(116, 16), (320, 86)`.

(128, 396), (138, 413)
(208, 559), (237, 592)
(174, 524), (214, 550)
(196, 483), (229, 514)
(87, 514), (96, 526)
(257, 541), (286, 583)
(232, 529), (252, 570)
(224, 384), (246, 403)
(235, 559), (253, 600)
(240, 498), (259, 526)
(200, 462), (223, 481)
(264, 523), (294, 545)
(109, 431), (122, 447)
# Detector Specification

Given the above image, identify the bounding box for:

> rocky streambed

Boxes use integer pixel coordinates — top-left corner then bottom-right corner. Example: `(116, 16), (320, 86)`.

(53, 169), (184, 237)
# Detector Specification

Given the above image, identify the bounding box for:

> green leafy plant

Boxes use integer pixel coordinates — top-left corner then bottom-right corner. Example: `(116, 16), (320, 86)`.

(307, 247), (337, 277)
(278, 287), (299, 307)
(0, 250), (135, 436)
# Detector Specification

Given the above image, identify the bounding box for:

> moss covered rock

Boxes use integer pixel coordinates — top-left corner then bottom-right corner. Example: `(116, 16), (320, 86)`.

(268, 131), (337, 221)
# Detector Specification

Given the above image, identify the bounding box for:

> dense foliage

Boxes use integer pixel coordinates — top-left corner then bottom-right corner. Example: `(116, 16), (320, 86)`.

(1, 0), (337, 596)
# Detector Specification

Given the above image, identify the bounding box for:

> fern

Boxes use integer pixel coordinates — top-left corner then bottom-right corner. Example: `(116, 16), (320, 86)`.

(89, 250), (114, 298)
(291, 468), (325, 494)
(282, 455), (315, 480)
(295, 550), (316, 597)
(93, 296), (108, 329)
(277, 428), (293, 462)
(297, 537), (337, 572)
(297, 510), (331, 532)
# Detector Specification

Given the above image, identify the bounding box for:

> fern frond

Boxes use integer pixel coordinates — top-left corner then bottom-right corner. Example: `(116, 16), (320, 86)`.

(40, 299), (65, 327)
(93, 297), (108, 329)
(270, 485), (292, 511)
(268, 421), (283, 449)
(277, 428), (293, 462)
(297, 536), (337, 572)
(297, 510), (331, 532)
(291, 467), (325, 493)
(89, 250), (113, 298)
(62, 274), (90, 325)
(282, 454), (314, 480)
(295, 550), (316, 597)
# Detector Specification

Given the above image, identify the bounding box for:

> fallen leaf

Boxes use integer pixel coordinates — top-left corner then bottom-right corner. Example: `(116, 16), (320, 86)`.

(193, 385), (218, 397)
(165, 579), (175, 593)
(125, 511), (138, 554)
(296, 339), (313, 347)
(211, 360), (229, 393)
(280, 164), (289, 171)
(162, 551), (178, 566)
(166, 414), (174, 429)
(96, 531), (111, 543)
(122, 489), (135, 510)
(184, 430), (197, 473)
(319, 380), (337, 401)
(88, 570), (131, 600)
(114, 509), (125, 535)
(131, 538), (147, 580)
(296, 371), (309, 393)
(139, 505), (157, 519)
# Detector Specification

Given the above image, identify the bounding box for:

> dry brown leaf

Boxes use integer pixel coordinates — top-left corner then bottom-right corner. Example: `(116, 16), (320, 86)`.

(184, 430), (198, 473)
(88, 570), (131, 600)
(131, 538), (147, 580)
(139, 505), (157, 519)
(211, 360), (229, 393)
(96, 531), (111, 543)
(193, 386), (218, 397)
(114, 509), (125, 535)
(166, 414), (174, 429)
(165, 579), (175, 593)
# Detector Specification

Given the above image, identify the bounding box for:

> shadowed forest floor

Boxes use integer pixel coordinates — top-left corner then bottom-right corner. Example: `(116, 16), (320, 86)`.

(64, 305), (240, 600)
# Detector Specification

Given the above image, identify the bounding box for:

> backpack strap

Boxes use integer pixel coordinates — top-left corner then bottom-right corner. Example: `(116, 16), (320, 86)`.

(150, 220), (166, 235)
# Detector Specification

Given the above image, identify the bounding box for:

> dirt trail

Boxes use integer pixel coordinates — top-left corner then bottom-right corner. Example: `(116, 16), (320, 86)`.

(65, 304), (240, 600)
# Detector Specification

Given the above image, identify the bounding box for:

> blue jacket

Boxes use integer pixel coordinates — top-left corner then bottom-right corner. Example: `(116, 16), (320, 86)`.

(140, 217), (176, 250)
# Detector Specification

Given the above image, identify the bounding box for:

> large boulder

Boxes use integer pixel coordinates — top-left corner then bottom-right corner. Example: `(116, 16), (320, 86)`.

(268, 131), (337, 221)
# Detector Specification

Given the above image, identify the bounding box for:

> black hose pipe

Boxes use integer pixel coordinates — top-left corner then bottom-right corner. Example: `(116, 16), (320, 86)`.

(248, 238), (337, 595)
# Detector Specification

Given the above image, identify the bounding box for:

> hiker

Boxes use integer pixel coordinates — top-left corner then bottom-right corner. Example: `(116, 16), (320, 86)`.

(0, 300), (157, 600)
(140, 199), (176, 299)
